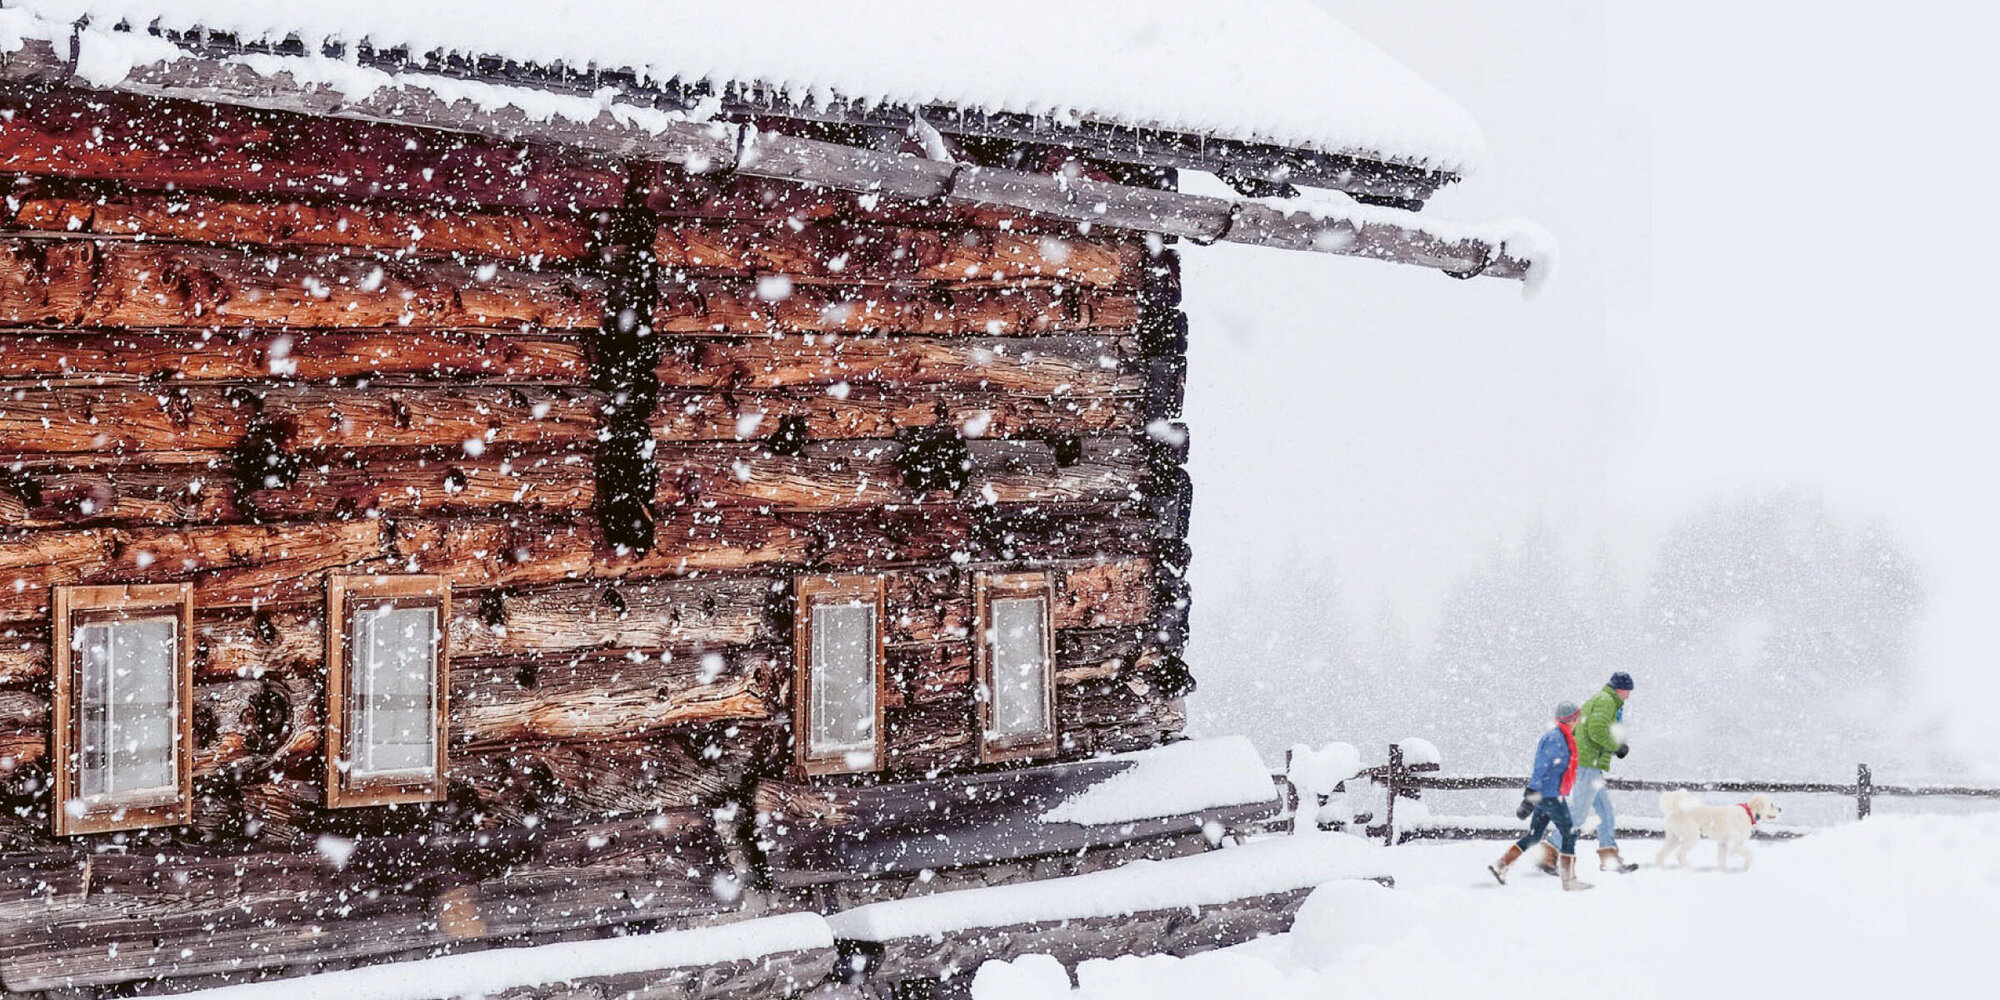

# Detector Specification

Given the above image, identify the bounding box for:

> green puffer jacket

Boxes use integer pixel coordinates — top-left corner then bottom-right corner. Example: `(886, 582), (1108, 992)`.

(1574, 685), (1624, 771)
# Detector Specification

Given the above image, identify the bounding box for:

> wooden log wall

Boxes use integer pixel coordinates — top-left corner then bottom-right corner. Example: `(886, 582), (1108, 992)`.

(0, 84), (1194, 992)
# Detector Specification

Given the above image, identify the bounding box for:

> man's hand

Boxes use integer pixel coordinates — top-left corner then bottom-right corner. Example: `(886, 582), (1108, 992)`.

(1616, 743), (1630, 759)
(1516, 787), (1542, 820)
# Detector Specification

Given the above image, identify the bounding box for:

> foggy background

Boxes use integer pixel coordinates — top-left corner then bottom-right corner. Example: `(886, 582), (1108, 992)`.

(1182, 0), (2000, 781)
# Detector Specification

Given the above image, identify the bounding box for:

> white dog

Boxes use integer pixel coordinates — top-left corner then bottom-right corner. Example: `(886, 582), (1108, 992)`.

(1654, 789), (1783, 871)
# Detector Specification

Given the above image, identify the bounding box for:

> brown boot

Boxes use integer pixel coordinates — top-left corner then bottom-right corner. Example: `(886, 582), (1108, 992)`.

(1599, 847), (1639, 873)
(1559, 854), (1595, 891)
(1534, 842), (1559, 877)
(1489, 845), (1524, 885)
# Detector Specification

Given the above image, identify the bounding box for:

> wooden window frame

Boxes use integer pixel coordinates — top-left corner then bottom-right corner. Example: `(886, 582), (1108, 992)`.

(51, 583), (195, 836)
(325, 575), (451, 808)
(974, 571), (1059, 763)
(793, 574), (887, 777)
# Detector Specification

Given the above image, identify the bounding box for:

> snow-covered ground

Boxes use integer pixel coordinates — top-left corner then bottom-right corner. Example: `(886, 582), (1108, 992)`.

(972, 813), (2000, 999)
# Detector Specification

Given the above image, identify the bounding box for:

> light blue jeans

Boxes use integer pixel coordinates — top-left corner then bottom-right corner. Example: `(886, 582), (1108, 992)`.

(1568, 766), (1616, 850)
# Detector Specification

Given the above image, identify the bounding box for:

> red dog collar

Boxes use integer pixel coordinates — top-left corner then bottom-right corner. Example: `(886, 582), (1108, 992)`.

(1739, 802), (1758, 825)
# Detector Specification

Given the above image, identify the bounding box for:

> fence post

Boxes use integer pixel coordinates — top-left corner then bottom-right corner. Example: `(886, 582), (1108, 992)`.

(1383, 744), (1404, 847)
(1279, 748), (1301, 833)
(1856, 763), (1873, 820)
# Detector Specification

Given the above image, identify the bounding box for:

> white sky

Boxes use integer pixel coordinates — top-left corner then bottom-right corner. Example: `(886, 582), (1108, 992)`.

(1184, 0), (2000, 768)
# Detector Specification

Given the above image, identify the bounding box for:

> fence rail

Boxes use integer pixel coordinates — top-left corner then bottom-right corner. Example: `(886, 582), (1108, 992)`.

(1285, 745), (2000, 846)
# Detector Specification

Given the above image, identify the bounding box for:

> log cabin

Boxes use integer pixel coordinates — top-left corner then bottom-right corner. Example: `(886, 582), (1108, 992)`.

(0, 2), (1547, 997)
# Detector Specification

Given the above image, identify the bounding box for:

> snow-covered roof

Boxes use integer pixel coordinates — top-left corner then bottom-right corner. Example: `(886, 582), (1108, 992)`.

(4, 0), (1487, 174)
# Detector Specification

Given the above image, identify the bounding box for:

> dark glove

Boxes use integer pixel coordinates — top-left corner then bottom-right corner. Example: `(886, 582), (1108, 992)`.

(1616, 743), (1630, 759)
(1516, 787), (1541, 820)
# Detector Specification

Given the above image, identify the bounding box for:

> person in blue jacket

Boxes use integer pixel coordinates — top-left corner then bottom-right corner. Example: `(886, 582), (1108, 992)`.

(1488, 701), (1594, 891)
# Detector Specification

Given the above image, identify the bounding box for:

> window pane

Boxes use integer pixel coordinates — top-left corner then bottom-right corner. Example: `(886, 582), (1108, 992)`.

(76, 618), (177, 798)
(809, 601), (876, 756)
(352, 604), (438, 778)
(989, 596), (1049, 738)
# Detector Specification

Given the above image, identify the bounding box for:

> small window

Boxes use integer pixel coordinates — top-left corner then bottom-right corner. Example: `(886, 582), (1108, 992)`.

(326, 575), (450, 807)
(52, 584), (194, 836)
(793, 575), (885, 775)
(976, 571), (1057, 762)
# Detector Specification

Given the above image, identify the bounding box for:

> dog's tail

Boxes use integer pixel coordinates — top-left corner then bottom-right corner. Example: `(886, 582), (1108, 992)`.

(1658, 788), (1699, 818)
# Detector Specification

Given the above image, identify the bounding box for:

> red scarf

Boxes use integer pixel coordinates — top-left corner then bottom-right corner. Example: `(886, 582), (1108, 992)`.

(1558, 722), (1579, 796)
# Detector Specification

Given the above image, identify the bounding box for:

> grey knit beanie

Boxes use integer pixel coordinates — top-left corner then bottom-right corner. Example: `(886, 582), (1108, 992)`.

(1554, 701), (1581, 722)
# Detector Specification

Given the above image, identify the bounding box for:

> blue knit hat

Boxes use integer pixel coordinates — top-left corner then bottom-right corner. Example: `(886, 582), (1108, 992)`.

(1609, 672), (1635, 691)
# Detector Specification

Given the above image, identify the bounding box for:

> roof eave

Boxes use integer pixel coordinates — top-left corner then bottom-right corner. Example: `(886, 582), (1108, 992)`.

(0, 27), (1549, 291)
(129, 19), (1461, 209)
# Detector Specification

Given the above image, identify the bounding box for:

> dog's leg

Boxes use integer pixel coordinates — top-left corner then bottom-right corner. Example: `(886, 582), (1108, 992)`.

(1715, 838), (1730, 872)
(1654, 832), (1673, 868)
(1738, 839), (1754, 872)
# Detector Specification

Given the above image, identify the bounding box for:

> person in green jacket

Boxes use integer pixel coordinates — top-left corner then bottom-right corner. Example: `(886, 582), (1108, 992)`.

(1570, 672), (1637, 872)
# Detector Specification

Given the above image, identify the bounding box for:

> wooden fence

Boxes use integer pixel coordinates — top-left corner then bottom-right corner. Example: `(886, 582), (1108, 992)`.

(1286, 744), (2000, 846)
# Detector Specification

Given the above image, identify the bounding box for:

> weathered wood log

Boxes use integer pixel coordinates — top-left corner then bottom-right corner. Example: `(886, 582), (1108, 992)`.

(191, 673), (320, 778)
(388, 501), (1161, 593)
(224, 723), (776, 839)
(199, 607), (328, 681)
(1055, 626), (1155, 682)
(0, 689), (39, 733)
(881, 558), (1157, 647)
(0, 455), (240, 526)
(639, 165), (1055, 234)
(882, 625), (1165, 712)
(0, 329), (590, 382)
(155, 940), (834, 1000)
(849, 888), (1311, 992)
(0, 519), (386, 622)
(884, 642), (973, 709)
(483, 945), (836, 1000)
(0, 239), (604, 331)
(0, 85), (627, 210)
(652, 221), (1141, 288)
(452, 646), (780, 747)
(753, 756), (1278, 886)
(246, 450), (596, 518)
(0, 383), (603, 456)
(450, 729), (775, 819)
(655, 333), (1146, 395)
(653, 438), (1144, 513)
(390, 514), (810, 591)
(1059, 695), (1188, 757)
(4, 189), (594, 260)
(653, 385), (1144, 443)
(451, 575), (778, 662)
(0, 811), (736, 992)
(880, 700), (979, 775)
(654, 279), (1136, 336)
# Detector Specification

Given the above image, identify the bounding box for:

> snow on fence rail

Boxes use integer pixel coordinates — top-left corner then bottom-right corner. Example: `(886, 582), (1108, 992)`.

(1279, 743), (2000, 846)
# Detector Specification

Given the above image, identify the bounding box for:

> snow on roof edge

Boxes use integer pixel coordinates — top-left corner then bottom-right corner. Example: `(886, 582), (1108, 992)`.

(0, 0), (1488, 175)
